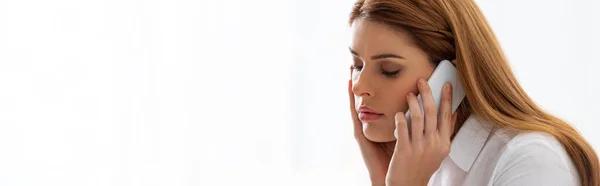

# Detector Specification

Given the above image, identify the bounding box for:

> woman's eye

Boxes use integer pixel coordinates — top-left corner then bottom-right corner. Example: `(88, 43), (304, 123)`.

(382, 70), (401, 77)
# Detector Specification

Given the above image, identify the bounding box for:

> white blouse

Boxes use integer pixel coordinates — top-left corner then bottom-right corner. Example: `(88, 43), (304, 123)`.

(427, 114), (581, 186)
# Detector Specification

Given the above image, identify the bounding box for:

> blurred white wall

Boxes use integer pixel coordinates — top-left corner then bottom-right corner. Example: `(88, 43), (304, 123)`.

(0, 0), (597, 185)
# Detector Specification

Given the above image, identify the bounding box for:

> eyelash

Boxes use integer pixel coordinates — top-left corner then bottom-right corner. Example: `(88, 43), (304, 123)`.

(351, 65), (401, 77)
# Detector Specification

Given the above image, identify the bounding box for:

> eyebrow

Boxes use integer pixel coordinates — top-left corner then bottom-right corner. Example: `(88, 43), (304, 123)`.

(349, 47), (405, 60)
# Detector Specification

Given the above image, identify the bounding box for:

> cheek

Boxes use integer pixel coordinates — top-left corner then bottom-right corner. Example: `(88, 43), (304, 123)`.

(393, 94), (409, 112)
(386, 84), (415, 112)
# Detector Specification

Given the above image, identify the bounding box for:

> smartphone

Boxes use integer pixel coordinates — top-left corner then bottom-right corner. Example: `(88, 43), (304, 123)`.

(398, 60), (466, 137)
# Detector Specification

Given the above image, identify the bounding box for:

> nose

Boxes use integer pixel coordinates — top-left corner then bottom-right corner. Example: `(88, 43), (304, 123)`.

(351, 71), (375, 98)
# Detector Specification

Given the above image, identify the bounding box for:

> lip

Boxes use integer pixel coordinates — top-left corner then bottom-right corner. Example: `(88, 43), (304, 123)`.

(358, 106), (384, 121)
(358, 106), (382, 115)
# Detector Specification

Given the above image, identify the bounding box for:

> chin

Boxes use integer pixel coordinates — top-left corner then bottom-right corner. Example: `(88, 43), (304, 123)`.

(363, 123), (396, 142)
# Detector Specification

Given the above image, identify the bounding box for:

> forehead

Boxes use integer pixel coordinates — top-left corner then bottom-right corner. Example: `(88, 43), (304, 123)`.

(350, 18), (415, 55)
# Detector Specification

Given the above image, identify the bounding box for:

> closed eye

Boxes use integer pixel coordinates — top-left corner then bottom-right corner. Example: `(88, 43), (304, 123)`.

(382, 70), (400, 76)
(352, 65), (401, 77)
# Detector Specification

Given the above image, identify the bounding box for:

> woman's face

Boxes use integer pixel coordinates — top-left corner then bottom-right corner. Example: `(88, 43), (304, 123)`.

(350, 18), (436, 142)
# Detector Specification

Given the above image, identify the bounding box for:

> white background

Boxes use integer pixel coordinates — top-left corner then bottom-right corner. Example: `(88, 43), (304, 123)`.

(0, 0), (598, 185)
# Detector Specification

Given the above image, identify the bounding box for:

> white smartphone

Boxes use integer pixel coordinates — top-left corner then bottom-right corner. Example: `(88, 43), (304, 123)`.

(396, 60), (466, 137)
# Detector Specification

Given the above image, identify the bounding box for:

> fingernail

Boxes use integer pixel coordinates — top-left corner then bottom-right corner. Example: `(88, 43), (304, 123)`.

(395, 112), (403, 122)
(444, 83), (450, 92)
(418, 78), (426, 85)
(394, 112), (403, 139)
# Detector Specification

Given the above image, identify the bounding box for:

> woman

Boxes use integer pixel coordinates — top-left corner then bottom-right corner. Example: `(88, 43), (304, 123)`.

(346, 0), (599, 185)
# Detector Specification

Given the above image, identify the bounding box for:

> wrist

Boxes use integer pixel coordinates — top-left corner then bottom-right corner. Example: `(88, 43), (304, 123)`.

(369, 173), (386, 186)
(371, 182), (385, 186)
(370, 178), (386, 186)
(385, 179), (428, 186)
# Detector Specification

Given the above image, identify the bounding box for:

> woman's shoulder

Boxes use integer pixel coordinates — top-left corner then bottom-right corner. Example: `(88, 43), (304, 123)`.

(480, 118), (574, 162)
(508, 131), (566, 150)
(497, 130), (572, 164)
(489, 129), (581, 185)
(452, 114), (581, 185)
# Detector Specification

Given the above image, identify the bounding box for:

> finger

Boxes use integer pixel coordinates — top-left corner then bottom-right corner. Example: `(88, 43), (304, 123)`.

(394, 112), (410, 147)
(417, 78), (437, 136)
(390, 112), (411, 177)
(348, 79), (357, 118)
(348, 79), (363, 138)
(438, 82), (453, 140)
(407, 92), (423, 143)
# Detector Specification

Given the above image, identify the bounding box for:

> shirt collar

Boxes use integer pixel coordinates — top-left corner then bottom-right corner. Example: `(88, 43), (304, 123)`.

(448, 113), (495, 172)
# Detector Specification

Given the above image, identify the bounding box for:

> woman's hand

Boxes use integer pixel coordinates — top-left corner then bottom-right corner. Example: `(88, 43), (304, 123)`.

(385, 78), (458, 186)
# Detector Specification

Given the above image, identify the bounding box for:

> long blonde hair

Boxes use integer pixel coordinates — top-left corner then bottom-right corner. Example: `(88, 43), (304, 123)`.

(349, 0), (599, 185)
